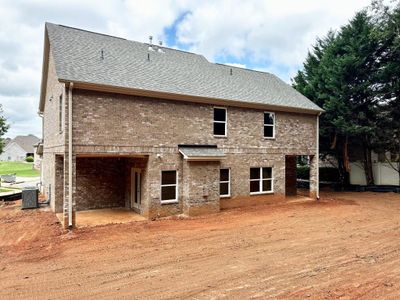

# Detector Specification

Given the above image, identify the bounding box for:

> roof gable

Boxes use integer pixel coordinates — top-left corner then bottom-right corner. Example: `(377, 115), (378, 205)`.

(11, 135), (40, 153)
(41, 22), (323, 114)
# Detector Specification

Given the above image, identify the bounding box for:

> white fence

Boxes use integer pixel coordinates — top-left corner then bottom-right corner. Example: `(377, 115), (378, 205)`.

(350, 162), (400, 185)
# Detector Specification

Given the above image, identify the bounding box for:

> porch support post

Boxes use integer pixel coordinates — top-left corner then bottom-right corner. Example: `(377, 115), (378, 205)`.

(63, 82), (76, 229)
(309, 113), (320, 200)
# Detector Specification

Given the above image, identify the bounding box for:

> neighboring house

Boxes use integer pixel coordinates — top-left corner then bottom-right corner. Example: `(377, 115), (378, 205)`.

(33, 141), (43, 170)
(0, 135), (40, 161)
(39, 23), (323, 228)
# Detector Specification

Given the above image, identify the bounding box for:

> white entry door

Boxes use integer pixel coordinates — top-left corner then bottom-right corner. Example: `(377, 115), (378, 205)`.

(131, 168), (141, 210)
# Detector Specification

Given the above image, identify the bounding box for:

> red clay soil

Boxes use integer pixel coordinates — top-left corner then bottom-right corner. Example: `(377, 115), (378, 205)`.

(1, 192), (400, 299)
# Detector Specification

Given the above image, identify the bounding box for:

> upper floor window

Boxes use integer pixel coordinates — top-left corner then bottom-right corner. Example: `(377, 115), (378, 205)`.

(250, 167), (273, 194)
(59, 94), (63, 133)
(220, 168), (231, 197)
(213, 107), (227, 137)
(264, 112), (275, 138)
(161, 170), (178, 204)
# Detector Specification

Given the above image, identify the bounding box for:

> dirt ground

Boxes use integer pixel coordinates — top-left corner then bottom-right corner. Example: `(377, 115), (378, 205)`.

(1, 191), (400, 299)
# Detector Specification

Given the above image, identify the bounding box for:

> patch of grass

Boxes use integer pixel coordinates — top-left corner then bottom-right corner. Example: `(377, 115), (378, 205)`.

(0, 161), (39, 177)
(0, 188), (12, 193)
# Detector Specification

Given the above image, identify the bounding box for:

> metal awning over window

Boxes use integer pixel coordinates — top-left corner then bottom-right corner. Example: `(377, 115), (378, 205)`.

(178, 145), (226, 161)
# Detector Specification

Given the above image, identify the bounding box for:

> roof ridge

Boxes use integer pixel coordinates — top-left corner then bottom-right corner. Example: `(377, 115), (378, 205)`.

(47, 22), (207, 60)
(214, 62), (274, 76)
(47, 22), (127, 41)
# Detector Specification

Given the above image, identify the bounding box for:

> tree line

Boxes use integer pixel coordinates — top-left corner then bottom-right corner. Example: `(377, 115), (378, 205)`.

(292, 0), (400, 186)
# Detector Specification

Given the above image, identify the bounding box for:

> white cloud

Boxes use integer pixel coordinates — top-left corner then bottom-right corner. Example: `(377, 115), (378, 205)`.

(225, 63), (247, 69)
(0, 0), (373, 138)
(175, 0), (372, 67)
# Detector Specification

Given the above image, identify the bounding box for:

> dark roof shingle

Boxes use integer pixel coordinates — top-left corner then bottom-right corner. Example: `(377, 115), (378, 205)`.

(46, 22), (322, 113)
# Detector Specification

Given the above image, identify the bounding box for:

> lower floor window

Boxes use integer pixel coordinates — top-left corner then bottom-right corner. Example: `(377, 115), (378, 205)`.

(250, 167), (273, 194)
(220, 168), (230, 197)
(161, 170), (178, 203)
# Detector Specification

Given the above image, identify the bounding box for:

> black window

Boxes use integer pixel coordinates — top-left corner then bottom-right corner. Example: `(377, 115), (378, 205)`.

(213, 108), (227, 136)
(161, 171), (177, 202)
(264, 112), (275, 138)
(220, 168), (230, 197)
(250, 167), (273, 194)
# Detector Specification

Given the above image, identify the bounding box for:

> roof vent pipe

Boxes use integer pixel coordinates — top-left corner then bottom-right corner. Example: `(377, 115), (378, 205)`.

(158, 40), (164, 53)
(148, 35), (155, 51)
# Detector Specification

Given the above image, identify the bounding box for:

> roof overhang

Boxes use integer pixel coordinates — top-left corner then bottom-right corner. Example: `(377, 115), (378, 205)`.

(179, 145), (226, 161)
(35, 143), (43, 156)
(38, 25), (50, 113)
(58, 79), (324, 115)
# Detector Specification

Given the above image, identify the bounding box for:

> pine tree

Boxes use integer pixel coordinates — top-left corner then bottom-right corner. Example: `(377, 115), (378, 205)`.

(293, 11), (381, 185)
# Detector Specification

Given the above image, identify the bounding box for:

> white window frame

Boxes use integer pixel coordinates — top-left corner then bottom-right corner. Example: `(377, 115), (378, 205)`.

(264, 111), (275, 139)
(220, 168), (231, 198)
(213, 107), (227, 137)
(160, 170), (178, 204)
(250, 167), (274, 195)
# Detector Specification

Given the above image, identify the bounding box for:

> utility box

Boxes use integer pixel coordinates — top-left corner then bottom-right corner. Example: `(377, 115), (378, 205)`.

(22, 187), (39, 209)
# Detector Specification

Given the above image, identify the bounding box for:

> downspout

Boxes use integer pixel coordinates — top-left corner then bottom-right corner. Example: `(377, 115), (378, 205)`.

(37, 111), (44, 193)
(68, 82), (74, 227)
(316, 112), (321, 200)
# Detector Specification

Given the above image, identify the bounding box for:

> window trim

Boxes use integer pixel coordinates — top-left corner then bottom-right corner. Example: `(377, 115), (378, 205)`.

(263, 111), (275, 139)
(220, 168), (231, 198)
(160, 170), (179, 204)
(213, 107), (227, 137)
(250, 167), (274, 195)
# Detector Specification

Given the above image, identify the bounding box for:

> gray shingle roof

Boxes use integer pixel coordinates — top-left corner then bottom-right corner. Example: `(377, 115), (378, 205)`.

(179, 146), (225, 161)
(46, 22), (322, 113)
(13, 135), (40, 153)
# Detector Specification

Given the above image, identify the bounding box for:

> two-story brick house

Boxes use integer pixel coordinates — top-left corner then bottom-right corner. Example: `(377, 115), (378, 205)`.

(39, 23), (323, 228)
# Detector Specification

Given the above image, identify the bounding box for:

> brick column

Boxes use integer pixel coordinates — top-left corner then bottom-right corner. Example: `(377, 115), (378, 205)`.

(63, 153), (76, 228)
(309, 155), (319, 199)
(182, 160), (220, 216)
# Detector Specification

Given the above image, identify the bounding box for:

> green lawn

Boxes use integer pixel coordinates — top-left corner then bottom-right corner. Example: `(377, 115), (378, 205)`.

(0, 161), (39, 177)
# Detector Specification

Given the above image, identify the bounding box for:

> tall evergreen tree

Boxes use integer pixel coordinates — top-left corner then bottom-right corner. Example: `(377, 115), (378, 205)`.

(371, 2), (400, 183)
(293, 11), (381, 185)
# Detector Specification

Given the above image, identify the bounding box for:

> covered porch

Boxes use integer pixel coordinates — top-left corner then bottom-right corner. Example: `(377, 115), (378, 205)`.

(57, 208), (146, 227)
(57, 154), (148, 228)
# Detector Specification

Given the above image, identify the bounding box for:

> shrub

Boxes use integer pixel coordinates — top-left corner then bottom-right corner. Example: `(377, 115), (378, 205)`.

(297, 165), (309, 179)
(25, 156), (34, 163)
(296, 166), (340, 182)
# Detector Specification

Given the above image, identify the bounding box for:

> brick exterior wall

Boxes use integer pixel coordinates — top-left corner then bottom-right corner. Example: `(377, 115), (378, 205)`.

(41, 47), (66, 212)
(182, 161), (220, 216)
(54, 155), (64, 213)
(42, 76), (318, 225)
(75, 157), (126, 210)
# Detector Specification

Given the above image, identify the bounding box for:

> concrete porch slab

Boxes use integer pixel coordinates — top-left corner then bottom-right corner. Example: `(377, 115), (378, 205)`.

(56, 208), (146, 227)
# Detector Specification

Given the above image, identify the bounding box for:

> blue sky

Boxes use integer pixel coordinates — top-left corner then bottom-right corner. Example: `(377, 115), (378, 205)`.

(0, 0), (373, 138)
